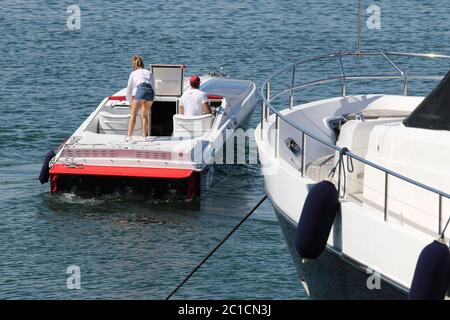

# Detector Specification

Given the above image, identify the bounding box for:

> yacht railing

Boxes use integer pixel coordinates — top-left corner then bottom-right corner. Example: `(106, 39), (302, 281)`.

(260, 50), (450, 238)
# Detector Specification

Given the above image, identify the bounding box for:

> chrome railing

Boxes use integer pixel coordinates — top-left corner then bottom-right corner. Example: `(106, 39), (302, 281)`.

(260, 50), (450, 238)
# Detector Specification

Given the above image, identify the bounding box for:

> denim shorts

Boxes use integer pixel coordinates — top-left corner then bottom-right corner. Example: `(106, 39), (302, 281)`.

(135, 82), (155, 101)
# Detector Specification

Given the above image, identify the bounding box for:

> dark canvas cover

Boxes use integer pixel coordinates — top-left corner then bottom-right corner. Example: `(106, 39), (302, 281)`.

(403, 70), (450, 131)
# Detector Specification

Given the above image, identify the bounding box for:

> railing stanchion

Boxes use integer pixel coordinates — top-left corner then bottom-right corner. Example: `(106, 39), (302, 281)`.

(337, 52), (347, 96)
(261, 81), (270, 139)
(289, 65), (296, 109)
(337, 153), (342, 197)
(404, 77), (409, 96)
(384, 172), (389, 221)
(381, 52), (408, 96)
(438, 194), (443, 234)
(301, 132), (306, 177)
(357, 0), (362, 57)
(260, 100), (265, 139)
(265, 81), (270, 122)
(275, 115), (280, 158)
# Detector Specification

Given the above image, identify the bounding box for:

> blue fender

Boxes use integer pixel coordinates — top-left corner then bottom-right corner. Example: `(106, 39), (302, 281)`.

(408, 240), (450, 300)
(295, 180), (339, 259)
(39, 150), (56, 184)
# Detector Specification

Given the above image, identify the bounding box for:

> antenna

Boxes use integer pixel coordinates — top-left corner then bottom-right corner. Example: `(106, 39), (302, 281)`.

(357, 0), (362, 57)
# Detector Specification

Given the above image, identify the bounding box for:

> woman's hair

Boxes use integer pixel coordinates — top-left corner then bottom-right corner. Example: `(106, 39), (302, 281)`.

(131, 55), (144, 70)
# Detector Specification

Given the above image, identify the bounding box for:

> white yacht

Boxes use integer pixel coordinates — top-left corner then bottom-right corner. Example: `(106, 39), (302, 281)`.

(40, 64), (258, 199)
(255, 51), (450, 299)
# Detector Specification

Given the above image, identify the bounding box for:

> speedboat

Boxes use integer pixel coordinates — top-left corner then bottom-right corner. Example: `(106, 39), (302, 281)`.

(255, 50), (450, 299)
(41, 64), (258, 199)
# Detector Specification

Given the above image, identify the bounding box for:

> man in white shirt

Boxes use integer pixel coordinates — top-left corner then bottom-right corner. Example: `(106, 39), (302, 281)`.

(179, 76), (211, 116)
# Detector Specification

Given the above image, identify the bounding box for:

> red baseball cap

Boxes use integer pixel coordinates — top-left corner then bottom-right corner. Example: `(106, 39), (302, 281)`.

(190, 75), (201, 86)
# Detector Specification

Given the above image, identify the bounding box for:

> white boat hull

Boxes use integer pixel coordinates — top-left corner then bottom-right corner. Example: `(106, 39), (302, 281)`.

(256, 94), (450, 299)
(47, 74), (258, 199)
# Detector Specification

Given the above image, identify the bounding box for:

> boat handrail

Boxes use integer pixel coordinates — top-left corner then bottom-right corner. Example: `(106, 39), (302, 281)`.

(259, 50), (450, 237)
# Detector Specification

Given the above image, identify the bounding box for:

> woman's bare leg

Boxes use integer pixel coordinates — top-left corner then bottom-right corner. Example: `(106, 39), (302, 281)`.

(141, 101), (153, 137)
(127, 100), (143, 137)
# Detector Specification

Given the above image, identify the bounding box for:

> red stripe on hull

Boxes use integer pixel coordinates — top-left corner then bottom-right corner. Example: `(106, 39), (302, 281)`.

(49, 164), (193, 179)
(108, 95), (132, 101)
(108, 95), (222, 101)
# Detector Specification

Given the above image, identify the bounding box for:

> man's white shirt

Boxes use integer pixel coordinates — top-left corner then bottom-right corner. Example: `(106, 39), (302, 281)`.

(179, 88), (208, 116)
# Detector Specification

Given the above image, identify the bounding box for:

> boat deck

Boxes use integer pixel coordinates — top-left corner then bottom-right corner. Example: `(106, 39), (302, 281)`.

(69, 132), (198, 152)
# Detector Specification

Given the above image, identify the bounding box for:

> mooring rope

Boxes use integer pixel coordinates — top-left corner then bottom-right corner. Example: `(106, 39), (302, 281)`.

(165, 195), (268, 300)
(328, 147), (353, 197)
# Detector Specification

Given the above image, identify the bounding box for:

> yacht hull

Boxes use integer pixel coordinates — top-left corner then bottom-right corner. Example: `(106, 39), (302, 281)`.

(255, 51), (450, 300)
(274, 206), (406, 300)
(255, 95), (450, 299)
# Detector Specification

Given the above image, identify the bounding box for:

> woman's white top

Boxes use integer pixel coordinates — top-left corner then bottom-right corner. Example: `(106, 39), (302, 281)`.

(126, 68), (155, 104)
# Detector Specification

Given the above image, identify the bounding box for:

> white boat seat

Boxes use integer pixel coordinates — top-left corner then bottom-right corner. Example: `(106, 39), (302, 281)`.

(172, 114), (215, 137)
(334, 118), (403, 195)
(98, 111), (141, 134)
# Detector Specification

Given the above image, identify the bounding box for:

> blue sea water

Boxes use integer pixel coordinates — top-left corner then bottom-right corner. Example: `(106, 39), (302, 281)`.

(0, 0), (449, 299)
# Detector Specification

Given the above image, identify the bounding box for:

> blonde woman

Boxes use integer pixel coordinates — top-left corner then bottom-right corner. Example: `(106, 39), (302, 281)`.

(125, 55), (155, 141)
